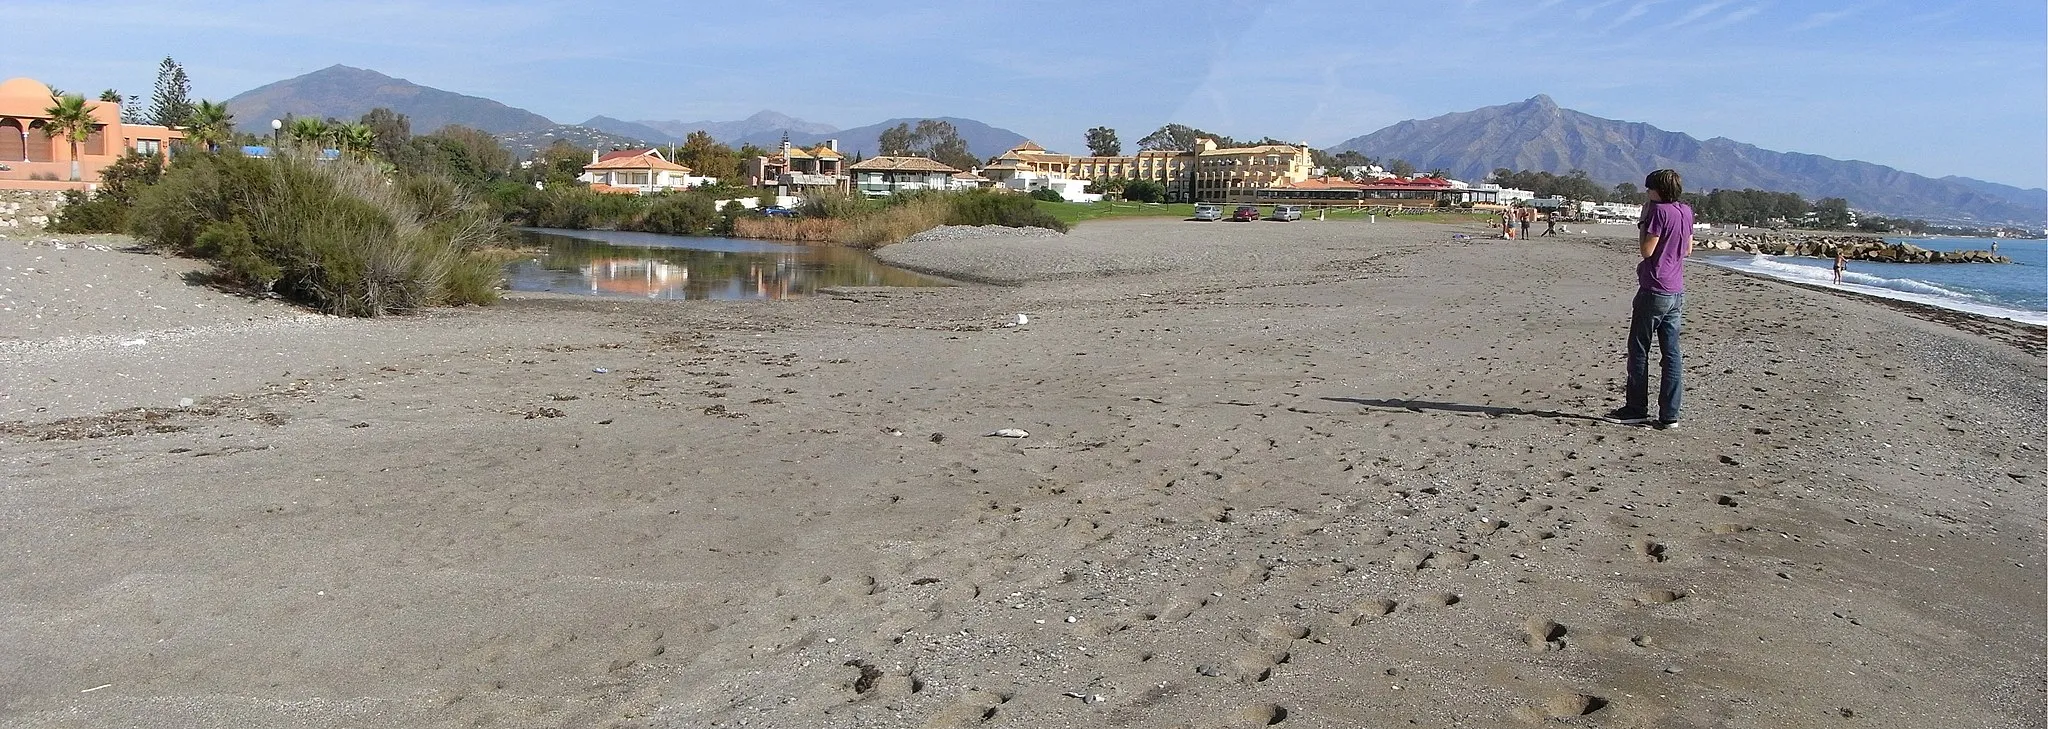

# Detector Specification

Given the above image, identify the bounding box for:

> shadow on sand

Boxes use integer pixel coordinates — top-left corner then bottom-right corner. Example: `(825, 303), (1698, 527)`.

(1321, 397), (1608, 423)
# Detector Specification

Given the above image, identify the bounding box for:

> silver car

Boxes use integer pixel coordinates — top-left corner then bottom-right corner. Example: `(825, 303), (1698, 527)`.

(1193, 204), (1223, 221)
(1270, 205), (1303, 221)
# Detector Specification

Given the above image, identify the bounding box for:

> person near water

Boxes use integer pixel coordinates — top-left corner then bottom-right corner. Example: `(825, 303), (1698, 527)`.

(1605, 169), (1693, 430)
(1833, 248), (1847, 284)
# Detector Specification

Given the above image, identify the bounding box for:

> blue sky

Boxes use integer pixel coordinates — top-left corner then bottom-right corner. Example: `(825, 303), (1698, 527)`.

(6, 0), (2045, 188)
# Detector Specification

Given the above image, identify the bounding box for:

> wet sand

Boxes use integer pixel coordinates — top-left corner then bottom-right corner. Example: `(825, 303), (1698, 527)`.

(2, 221), (2042, 728)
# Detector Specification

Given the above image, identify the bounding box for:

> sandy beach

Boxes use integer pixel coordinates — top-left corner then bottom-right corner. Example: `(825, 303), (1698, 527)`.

(2, 219), (2041, 728)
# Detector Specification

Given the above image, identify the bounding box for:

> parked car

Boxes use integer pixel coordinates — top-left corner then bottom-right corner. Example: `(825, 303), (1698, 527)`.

(1232, 205), (1261, 221)
(1192, 203), (1223, 221)
(761, 206), (798, 218)
(1270, 205), (1303, 221)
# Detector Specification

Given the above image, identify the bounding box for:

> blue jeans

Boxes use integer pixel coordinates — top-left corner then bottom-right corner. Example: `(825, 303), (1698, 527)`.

(1626, 290), (1683, 422)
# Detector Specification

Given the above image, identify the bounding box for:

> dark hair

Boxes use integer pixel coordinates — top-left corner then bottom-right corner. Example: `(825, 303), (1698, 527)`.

(1645, 169), (1683, 201)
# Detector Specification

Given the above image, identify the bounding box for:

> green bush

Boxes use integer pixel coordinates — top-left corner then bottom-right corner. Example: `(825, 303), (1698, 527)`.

(947, 190), (1069, 232)
(127, 147), (505, 316)
(48, 151), (167, 233)
(1028, 187), (1065, 202)
(629, 193), (718, 235)
(1122, 179), (1165, 203)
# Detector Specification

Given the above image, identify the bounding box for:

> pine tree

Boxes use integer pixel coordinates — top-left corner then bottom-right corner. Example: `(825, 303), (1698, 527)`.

(148, 57), (194, 129)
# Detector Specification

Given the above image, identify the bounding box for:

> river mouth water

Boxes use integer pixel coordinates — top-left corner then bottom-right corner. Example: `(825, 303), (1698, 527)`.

(504, 228), (950, 300)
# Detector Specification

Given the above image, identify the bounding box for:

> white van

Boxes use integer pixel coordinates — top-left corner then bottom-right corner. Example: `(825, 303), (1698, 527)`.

(1270, 205), (1303, 221)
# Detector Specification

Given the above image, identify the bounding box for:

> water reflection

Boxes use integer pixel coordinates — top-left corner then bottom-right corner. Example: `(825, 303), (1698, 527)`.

(506, 228), (948, 300)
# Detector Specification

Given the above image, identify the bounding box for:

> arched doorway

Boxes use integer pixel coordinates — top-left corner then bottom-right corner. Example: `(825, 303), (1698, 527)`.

(0, 118), (22, 161)
(24, 120), (53, 162)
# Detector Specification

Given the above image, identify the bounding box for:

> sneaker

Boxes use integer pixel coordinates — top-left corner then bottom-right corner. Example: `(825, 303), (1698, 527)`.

(1653, 420), (1680, 431)
(1602, 408), (1652, 425)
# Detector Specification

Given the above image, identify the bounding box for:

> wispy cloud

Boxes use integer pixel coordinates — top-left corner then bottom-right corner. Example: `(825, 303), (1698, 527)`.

(1691, 3), (1765, 32)
(1604, 0), (1663, 31)
(1792, 8), (1859, 31)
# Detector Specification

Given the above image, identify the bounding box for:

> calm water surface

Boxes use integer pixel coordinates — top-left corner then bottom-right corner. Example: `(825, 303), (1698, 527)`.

(506, 228), (948, 300)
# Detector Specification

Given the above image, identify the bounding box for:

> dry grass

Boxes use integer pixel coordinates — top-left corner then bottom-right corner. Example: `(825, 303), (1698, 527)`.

(835, 197), (950, 248)
(732, 217), (846, 243)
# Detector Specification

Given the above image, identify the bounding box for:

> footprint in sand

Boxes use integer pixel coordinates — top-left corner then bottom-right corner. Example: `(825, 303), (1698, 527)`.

(1342, 598), (1398, 626)
(1634, 589), (1686, 606)
(1631, 538), (1667, 563)
(1522, 617), (1567, 651)
(1224, 703), (1288, 726)
(1231, 649), (1291, 683)
(922, 689), (1011, 728)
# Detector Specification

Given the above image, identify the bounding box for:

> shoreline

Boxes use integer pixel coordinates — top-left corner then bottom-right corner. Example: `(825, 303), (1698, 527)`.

(4, 221), (2041, 728)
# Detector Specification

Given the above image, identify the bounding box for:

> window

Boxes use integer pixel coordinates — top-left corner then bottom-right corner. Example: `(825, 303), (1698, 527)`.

(136, 139), (161, 155)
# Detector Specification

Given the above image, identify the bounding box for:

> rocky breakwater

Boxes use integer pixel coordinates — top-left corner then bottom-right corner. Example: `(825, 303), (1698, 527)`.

(1698, 232), (2010, 264)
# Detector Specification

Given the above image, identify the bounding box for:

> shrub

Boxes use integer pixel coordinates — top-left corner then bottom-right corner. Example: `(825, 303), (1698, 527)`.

(629, 193), (718, 235)
(1028, 187), (1065, 202)
(1123, 179), (1165, 203)
(48, 151), (166, 233)
(127, 146), (506, 316)
(947, 189), (1069, 232)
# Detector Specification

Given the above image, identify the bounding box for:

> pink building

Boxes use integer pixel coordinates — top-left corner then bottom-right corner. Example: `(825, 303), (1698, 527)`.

(0, 77), (182, 190)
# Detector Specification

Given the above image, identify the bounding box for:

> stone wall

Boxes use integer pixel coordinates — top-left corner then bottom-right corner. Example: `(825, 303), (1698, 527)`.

(0, 189), (67, 231)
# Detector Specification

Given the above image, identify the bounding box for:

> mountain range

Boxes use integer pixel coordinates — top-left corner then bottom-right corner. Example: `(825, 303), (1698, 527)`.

(583, 111), (838, 145)
(220, 67), (2042, 227)
(1328, 95), (2045, 227)
(223, 65), (556, 136)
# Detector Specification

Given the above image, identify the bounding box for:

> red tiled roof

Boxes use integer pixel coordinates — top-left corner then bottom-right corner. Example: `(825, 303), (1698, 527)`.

(586, 153), (690, 172)
(848, 156), (960, 173)
(598, 148), (661, 163)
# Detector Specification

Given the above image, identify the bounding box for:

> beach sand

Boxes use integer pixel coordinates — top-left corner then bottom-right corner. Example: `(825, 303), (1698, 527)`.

(2, 220), (2041, 728)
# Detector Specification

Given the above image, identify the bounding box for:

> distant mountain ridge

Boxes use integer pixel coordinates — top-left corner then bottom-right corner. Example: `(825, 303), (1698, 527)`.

(1329, 96), (2046, 227)
(224, 65), (558, 135)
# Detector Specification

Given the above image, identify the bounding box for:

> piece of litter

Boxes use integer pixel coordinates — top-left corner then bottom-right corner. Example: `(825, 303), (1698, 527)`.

(118, 339), (147, 347)
(1015, 313), (1030, 326)
(178, 398), (194, 408)
(80, 684), (112, 693)
(987, 428), (1030, 438)
(592, 367), (609, 374)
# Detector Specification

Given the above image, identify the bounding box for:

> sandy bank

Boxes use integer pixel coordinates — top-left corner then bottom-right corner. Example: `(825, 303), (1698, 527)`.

(2, 221), (2041, 728)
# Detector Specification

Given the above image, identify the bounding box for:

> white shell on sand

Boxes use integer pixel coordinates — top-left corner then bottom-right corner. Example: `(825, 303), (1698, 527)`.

(986, 428), (1030, 438)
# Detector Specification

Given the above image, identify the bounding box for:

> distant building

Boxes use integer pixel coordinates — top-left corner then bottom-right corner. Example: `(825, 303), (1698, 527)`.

(1253, 176), (1459, 205)
(848, 156), (960, 197)
(580, 148), (711, 194)
(0, 77), (181, 190)
(746, 139), (848, 194)
(1190, 139), (1316, 204)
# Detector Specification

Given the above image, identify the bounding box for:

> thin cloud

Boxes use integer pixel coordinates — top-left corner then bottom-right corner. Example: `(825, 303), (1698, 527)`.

(1658, 0), (1732, 31)
(1604, 0), (1663, 31)
(1692, 3), (1765, 32)
(1792, 8), (1859, 31)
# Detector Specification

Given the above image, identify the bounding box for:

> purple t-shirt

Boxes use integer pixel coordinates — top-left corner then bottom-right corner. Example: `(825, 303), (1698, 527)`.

(1637, 202), (1694, 294)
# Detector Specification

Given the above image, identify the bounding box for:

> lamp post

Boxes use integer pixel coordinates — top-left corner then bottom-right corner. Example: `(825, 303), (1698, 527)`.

(270, 119), (282, 153)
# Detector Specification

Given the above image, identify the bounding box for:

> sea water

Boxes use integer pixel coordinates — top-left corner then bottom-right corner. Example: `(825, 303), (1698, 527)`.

(1696, 236), (2047, 325)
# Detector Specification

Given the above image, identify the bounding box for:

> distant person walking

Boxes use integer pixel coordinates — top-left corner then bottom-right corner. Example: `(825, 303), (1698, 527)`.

(1605, 169), (1693, 430)
(1832, 248), (1847, 284)
(1541, 211), (1558, 236)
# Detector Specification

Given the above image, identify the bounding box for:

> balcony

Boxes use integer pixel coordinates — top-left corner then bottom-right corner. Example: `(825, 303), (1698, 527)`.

(780, 173), (844, 187)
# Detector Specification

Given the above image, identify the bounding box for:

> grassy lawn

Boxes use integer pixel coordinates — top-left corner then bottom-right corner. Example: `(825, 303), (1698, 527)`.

(1037, 201), (1197, 225)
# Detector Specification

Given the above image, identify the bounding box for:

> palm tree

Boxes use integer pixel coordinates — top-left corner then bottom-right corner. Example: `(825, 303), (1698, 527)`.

(334, 122), (376, 158)
(185, 100), (234, 154)
(42, 93), (95, 182)
(286, 117), (329, 147)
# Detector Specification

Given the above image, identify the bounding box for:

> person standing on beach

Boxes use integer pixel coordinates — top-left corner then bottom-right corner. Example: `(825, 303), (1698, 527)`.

(1541, 211), (1558, 236)
(1832, 248), (1847, 284)
(1606, 169), (1693, 429)
(1518, 206), (1533, 240)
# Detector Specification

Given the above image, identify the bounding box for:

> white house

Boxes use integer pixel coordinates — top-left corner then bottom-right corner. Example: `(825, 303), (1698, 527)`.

(849, 156), (961, 197)
(580, 148), (712, 194)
